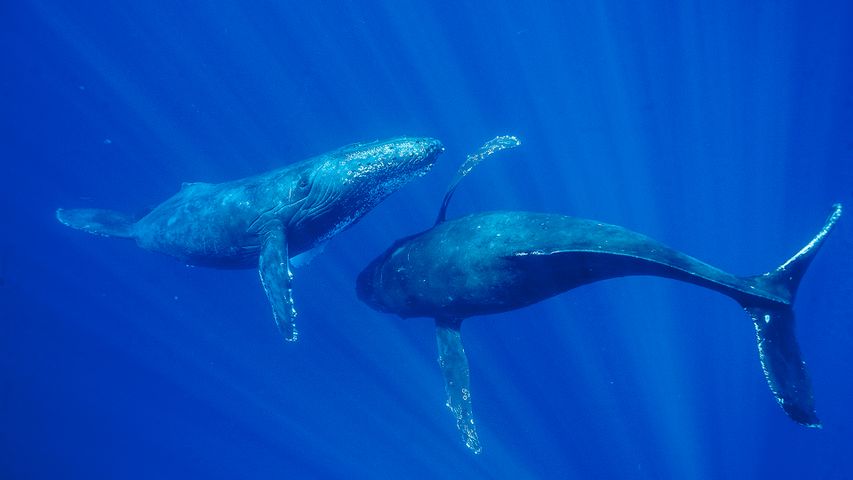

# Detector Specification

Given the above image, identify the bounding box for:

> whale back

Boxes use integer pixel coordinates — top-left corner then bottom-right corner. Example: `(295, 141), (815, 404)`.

(357, 210), (784, 319)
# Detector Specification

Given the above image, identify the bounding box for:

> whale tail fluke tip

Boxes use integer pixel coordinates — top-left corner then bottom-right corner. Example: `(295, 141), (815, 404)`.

(742, 203), (842, 428)
(56, 208), (136, 238)
(744, 304), (820, 427)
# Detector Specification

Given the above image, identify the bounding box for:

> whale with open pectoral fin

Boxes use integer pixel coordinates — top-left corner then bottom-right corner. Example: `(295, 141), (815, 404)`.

(356, 135), (841, 453)
(58, 137), (444, 341)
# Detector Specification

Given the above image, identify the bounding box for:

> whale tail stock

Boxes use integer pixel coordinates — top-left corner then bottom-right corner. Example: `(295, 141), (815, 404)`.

(739, 203), (842, 427)
(56, 208), (137, 238)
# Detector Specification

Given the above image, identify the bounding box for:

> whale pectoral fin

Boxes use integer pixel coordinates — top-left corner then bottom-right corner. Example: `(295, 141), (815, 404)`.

(435, 135), (521, 224)
(435, 317), (481, 454)
(56, 208), (136, 238)
(259, 226), (298, 342)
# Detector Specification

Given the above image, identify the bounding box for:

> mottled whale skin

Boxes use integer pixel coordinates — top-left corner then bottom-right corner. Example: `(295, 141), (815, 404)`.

(58, 137), (443, 340)
(361, 211), (795, 317)
(356, 137), (842, 453)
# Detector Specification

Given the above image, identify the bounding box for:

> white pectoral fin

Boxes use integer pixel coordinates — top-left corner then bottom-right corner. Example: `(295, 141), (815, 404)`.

(290, 241), (326, 268)
(435, 317), (481, 454)
(259, 226), (298, 342)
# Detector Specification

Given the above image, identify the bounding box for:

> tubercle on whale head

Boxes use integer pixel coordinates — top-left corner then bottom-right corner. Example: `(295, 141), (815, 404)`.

(336, 136), (444, 189)
(289, 137), (444, 245)
(315, 136), (442, 210)
(313, 136), (443, 192)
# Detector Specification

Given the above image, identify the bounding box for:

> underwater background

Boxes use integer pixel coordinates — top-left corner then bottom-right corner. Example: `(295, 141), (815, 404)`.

(3, 1), (853, 478)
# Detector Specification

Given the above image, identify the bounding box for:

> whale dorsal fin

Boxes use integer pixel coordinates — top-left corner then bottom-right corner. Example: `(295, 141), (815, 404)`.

(435, 135), (521, 225)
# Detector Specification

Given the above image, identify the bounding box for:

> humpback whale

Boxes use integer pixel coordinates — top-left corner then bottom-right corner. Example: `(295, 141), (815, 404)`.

(58, 137), (443, 340)
(356, 136), (842, 453)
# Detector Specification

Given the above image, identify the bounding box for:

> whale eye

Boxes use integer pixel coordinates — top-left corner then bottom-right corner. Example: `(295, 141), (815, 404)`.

(298, 176), (309, 189)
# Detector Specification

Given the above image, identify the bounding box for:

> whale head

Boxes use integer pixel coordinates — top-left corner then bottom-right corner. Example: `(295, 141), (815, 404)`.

(287, 136), (443, 249)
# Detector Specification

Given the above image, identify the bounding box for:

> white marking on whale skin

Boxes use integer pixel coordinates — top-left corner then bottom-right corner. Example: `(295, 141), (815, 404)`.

(316, 207), (368, 245)
(513, 250), (547, 256)
(316, 162), (435, 246)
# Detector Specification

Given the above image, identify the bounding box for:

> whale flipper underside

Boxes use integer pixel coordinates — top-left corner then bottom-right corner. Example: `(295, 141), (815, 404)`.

(259, 224), (298, 342)
(56, 208), (136, 238)
(435, 135), (521, 225)
(435, 318), (480, 453)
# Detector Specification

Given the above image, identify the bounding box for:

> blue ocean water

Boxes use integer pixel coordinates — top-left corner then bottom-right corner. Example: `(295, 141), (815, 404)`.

(3, 1), (853, 478)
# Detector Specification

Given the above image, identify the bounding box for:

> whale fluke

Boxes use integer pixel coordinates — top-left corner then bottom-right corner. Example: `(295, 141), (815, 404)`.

(56, 208), (136, 238)
(740, 203), (842, 427)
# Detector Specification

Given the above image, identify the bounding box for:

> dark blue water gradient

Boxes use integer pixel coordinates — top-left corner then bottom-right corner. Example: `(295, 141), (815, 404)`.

(3, 1), (853, 478)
